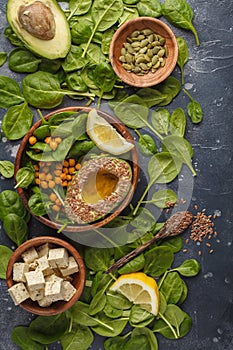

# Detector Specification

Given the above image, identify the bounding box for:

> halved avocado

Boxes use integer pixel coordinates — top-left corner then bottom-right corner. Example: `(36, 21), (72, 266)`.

(65, 156), (132, 224)
(7, 0), (71, 59)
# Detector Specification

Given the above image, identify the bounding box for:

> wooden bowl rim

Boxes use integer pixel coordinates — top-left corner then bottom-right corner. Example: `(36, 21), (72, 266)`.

(14, 106), (139, 232)
(6, 236), (86, 316)
(110, 17), (178, 87)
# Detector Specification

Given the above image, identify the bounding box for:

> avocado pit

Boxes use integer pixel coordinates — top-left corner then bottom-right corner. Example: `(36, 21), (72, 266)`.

(65, 157), (132, 224)
(18, 1), (55, 40)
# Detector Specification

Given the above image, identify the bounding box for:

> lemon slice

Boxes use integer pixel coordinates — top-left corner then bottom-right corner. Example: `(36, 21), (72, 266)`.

(86, 109), (134, 155)
(110, 272), (160, 315)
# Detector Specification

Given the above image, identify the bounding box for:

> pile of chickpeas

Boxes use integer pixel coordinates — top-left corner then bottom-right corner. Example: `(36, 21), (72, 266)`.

(29, 135), (81, 212)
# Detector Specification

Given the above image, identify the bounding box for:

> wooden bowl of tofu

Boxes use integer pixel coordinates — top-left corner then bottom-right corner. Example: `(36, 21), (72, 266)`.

(6, 236), (86, 316)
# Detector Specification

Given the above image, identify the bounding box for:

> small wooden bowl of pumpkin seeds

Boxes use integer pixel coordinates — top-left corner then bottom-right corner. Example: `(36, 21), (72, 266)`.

(110, 17), (178, 87)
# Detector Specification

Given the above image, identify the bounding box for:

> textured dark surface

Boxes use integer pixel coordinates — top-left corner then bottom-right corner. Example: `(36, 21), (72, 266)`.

(0, 0), (233, 349)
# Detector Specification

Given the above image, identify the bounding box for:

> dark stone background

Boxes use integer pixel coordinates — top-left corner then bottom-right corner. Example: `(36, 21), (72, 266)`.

(0, 0), (232, 349)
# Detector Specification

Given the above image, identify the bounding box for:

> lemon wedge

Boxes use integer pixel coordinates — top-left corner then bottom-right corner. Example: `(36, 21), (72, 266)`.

(110, 272), (160, 315)
(86, 109), (134, 155)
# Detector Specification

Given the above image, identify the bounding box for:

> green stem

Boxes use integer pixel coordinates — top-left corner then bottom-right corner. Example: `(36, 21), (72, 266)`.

(37, 109), (47, 123)
(158, 270), (169, 290)
(158, 312), (179, 339)
(81, 21), (99, 58)
(137, 116), (163, 141)
(132, 181), (153, 216)
(190, 25), (200, 47)
(93, 228), (120, 249)
(182, 88), (194, 102)
(14, 174), (28, 189)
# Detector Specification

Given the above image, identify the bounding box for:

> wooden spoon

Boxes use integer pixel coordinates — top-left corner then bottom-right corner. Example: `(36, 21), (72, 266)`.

(106, 211), (193, 274)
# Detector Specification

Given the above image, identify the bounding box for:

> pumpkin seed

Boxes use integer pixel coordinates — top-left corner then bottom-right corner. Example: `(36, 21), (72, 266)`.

(119, 28), (167, 76)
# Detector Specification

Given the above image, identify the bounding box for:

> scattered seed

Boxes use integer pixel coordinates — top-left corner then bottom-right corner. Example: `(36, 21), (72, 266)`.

(209, 249), (214, 254)
(198, 250), (202, 256)
(182, 249), (188, 253)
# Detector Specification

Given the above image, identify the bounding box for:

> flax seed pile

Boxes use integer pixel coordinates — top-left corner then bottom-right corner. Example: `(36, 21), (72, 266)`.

(184, 205), (218, 256)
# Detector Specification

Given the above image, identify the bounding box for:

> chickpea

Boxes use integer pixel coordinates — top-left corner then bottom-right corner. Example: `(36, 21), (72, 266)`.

(44, 136), (51, 144)
(49, 193), (57, 202)
(48, 180), (55, 188)
(68, 158), (76, 167)
(49, 140), (58, 151)
(29, 136), (37, 145)
(41, 181), (48, 189)
(68, 167), (75, 175)
(63, 160), (69, 168)
(75, 163), (81, 170)
(52, 204), (60, 212)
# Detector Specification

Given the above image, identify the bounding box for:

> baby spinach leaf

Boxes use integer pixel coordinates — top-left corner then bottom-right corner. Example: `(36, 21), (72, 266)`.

(187, 100), (203, 124)
(62, 45), (88, 72)
(131, 327), (158, 350)
(177, 279), (188, 304)
(0, 245), (13, 279)
(91, 313), (128, 337)
(124, 334), (149, 349)
(136, 0), (162, 18)
(82, 0), (124, 57)
(169, 108), (186, 137)
(176, 36), (189, 84)
(66, 72), (88, 92)
(69, 301), (99, 327)
(148, 152), (182, 184)
(104, 335), (127, 350)
(3, 213), (28, 246)
(159, 236), (183, 253)
(145, 189), (177, 208)
(91, 62), (116, 93)
(0, 52), (7, 66)
(156, 76), (181, 106)
(68, 140), (95, 159)
(29, 314), (69, 344)
(135, 130), (157, 157)
(52, 136), (74, 161)
(69, 0), (92, 17)
(155, 305), (192, 339)
(144, 246), (174, 277)
(15, 166), (35, 189)
(60, 324), (94, 350)
(4, 26), (24, 47)
(118, 7), (139, 26)
(22, 71), (64, 108)
(162, 135), (196, 176)
(84, 247), (112, 272)
(101, 28), (116, 54)
(130, 207), (156, 232)
(83, 43), (106, 64)
(0, 76), (25, 108)
(2, 101), (33, 140)
(151, 108), (170, 136)
(28, 193), (48, 216)
(89, 289), (107, 315)
(129, 305), (155, 328)
(103, 301), (124, 319)
(136, 88), (168, 108)
(12, 326), (44, 350)
(160, 272), (184, 304)
(9, 48), (41, 73)
(0, 190), (27, 221)
(173, 259), (201, 277)
(183, 88), (203, 124)
(106, 290), (133, 310)
(114, 95), (148, 129)
(0, 160), (14, 178)
(118, 254), (145, 274)
(163, 0), (200, 46)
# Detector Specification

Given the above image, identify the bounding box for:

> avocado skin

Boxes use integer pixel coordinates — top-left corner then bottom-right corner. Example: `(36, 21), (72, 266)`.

(65, 156), (132, 224)
(7, 0), (71, 59)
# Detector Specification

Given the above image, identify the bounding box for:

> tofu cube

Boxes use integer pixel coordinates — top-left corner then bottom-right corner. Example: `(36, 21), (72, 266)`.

(28, 289), (44, 301)
(13, 262), (29, 282)
(25, 270), (45, 291)
(8, 283), (30, 305)
(44, 280), (63, 302)
(37, 243), (51, 258)
(21, 247), (38, 264)
(38, 295), (53, 307)
(61, 281), (76, 302)
(35, 256), (53, 276)
(48, 248), (69, 268)
(45, 273), (63, 283)
(59, 256), (79, 277)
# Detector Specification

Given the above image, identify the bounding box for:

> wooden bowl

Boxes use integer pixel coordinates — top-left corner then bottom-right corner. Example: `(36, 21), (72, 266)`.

(6, 236), (86, 316)
(110, 17), (178, 87)
(14, 106), (139, 232)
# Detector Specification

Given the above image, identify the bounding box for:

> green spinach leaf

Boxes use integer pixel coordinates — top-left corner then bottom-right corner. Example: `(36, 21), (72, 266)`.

(176, 36), (189, 84)
(136, 0), (162, 18)
(144, 246), (174, 277)
(9, 48), (41, 73)
(0, 76), (24, 108)
(0, 245), (13, 279)
(3, 213), (28, 246)
(163, 0), (200, 46)
(0, 160), (14, 178)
